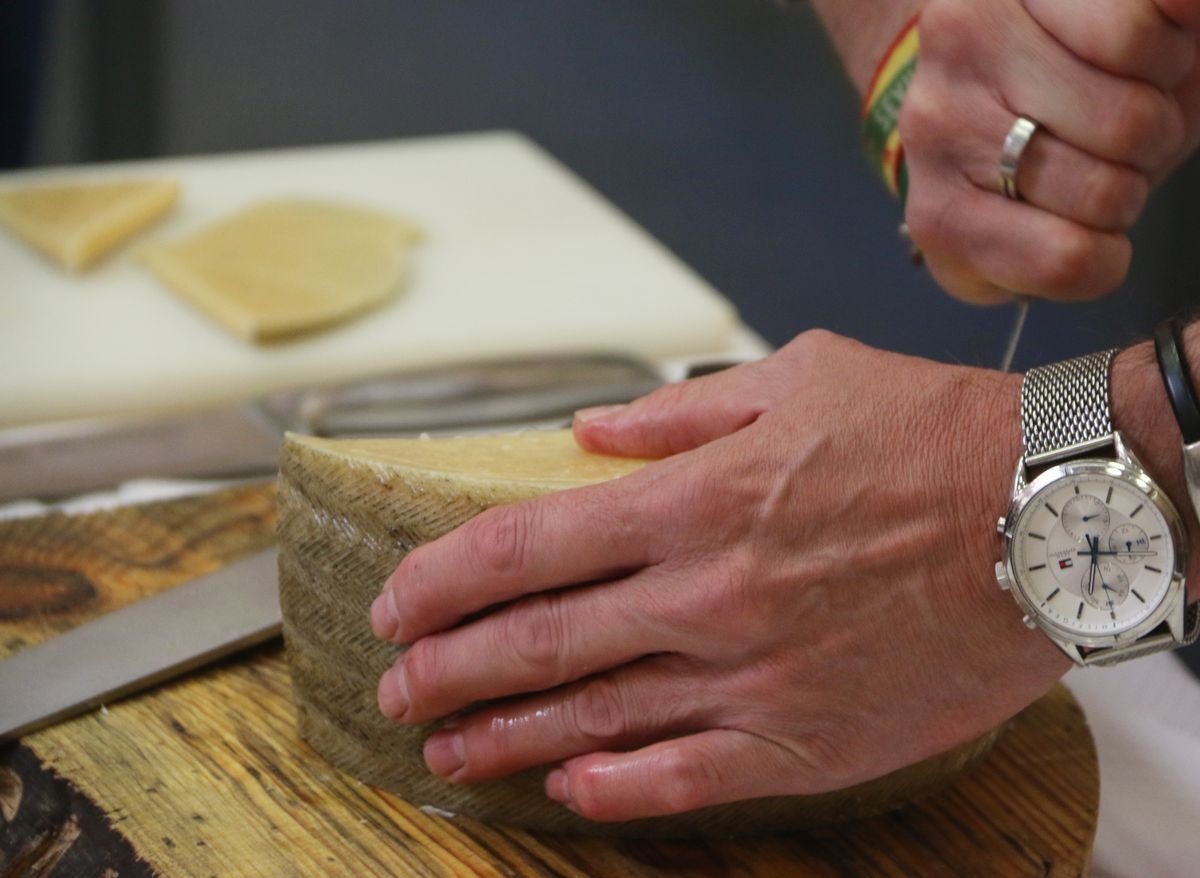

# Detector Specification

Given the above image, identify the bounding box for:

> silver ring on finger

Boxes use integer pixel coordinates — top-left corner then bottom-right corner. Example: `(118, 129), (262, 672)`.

(998, 116), (1040, 201)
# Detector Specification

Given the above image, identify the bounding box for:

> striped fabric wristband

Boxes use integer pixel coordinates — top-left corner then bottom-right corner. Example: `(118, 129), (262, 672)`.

(861, 15), (919, 202)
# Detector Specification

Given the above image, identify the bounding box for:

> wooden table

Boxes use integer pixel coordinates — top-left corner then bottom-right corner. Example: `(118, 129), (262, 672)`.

(0, 483), (1099, 876)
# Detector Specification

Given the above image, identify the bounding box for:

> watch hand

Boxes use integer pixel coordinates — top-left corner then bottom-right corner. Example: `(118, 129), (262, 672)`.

(1087, 535), (1100, 596)
(1076, 550), (1156, 557)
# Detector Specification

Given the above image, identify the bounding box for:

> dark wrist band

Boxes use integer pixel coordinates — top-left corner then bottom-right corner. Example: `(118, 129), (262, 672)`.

(1153, 318), (1200, 444)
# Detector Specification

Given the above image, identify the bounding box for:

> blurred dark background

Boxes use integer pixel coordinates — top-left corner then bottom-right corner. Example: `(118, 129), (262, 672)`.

(4, 0), (1197, 365)
(2, 0), (1199, 666)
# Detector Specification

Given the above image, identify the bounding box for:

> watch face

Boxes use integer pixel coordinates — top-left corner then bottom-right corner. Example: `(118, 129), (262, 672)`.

(1009, 466), (1178, 639)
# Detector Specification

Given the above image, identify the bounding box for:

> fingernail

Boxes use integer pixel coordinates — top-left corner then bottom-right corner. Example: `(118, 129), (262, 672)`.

(378, 662), (410, 719)
(545, 768), (571, 804)
(370, 583), (402, 640)
(574, 404), (626, 424)
(424, 732), (466, 778)
(370, 594), (393, 639)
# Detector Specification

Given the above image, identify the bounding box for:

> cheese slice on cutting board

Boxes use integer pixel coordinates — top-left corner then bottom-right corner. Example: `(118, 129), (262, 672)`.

(275, 429), (1005, 837)
(140, 198), (421, 342)
(0, 179), (179, 271)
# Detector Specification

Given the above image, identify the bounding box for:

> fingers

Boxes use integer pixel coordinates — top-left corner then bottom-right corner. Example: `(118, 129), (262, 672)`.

(573, 362), (769, 459)
(1003, 53), (1184, 174)
(378, 576), (683, 723)
(1025, 0), (1195, 90)
(371, 478), (659, 644)
(419, 656), (715, 783)
(1007, 129), (1148, 232)
(545, 729), (796, 822)
(903, 164), (1132, 303)
(938, 94), (1149, 232)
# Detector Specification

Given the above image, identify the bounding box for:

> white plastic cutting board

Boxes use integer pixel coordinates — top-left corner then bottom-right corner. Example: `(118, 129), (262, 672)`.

(0, 132), (738, 425)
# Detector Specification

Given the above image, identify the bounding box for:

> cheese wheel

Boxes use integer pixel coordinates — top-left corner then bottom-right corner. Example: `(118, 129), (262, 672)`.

(140, 199), (421, 342)
(276, 430), (1004, 837)
(0, 179), (179, 271)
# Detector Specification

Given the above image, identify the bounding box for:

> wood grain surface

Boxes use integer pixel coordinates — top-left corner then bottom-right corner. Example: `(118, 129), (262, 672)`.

(0, 483), (1100, 876)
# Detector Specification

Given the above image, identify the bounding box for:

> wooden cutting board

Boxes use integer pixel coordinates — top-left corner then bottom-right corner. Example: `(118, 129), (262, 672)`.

(0, 485), (1099, 876)
(0, 132), (738, 426)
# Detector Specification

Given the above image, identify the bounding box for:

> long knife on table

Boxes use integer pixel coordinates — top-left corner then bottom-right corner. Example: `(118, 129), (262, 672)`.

(0, 353), (668, 505)
(0, 548), (279, 744)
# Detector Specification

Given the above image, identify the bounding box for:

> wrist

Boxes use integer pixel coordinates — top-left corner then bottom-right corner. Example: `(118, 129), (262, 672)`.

(810, 0), (925, 96)
(1112, 323), (1200, 604)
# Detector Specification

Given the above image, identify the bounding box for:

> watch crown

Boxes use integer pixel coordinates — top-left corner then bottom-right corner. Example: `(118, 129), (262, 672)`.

(996, 516), (1007, 535)
(994, 561), (1011, 591)
(1021, 614), (1037, 630)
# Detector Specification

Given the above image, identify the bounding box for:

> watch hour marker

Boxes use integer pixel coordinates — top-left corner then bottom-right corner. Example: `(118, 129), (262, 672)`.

(1029, 564), (1046, 571)
(1029, 532), (1046, 541)
(1146, 565), (1162, 574)
(1074, 485), (1081, 494)
(1046, 587), (1060, 601)
(1105, 486), (1113, 505)
(1044, 502), (1059, 517)
(1077, 602), (1085, 619)
(1130, 504), (1143, 519)
(1151, 534), (1162, 541)
(1132, 589), (1145, 603)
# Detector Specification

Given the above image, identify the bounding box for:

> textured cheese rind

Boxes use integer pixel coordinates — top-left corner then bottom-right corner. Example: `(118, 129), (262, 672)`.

(277, 430), (1004, 838)
(140, 199), (421, 342)
(0, 179), (179, 270)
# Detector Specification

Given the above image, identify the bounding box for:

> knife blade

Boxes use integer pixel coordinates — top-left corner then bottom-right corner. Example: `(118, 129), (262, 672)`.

(0, 547), (280, 744)
(0, 353), (665, 504)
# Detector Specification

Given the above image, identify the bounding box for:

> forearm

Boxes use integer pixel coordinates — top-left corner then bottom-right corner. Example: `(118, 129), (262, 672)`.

(1112, 321), (1200, 604)
(808, 0), (923, 95)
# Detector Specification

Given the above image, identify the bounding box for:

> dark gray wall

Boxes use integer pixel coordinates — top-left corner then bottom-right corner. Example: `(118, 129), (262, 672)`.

(20, 0), (1198, 369)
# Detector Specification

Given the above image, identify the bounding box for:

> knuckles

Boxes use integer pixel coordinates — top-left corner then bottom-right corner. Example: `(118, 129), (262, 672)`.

(918, 0), (985, 69)
(500, 594), (570, 679)
(569, 677), (631, 742)
(1037, 226), (1129, 298)
(463, 504), (538, 580)
(1099, 83), (1183, 169)
(1077, 163), (1148, 230)
(648, 747), (723, 816)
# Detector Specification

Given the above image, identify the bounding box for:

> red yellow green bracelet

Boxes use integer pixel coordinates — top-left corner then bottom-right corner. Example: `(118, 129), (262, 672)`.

(861, 15), (919, 202)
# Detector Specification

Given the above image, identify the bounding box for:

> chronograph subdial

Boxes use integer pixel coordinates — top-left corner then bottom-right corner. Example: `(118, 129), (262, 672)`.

(1061, 494), (1110, 541)
(1080, 560), (1130, 611)
(1108, 523), (1152, 564)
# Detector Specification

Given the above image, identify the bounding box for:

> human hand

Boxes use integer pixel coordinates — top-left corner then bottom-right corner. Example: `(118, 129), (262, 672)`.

(900, 0), (1200, 303)
(370, 331), (1071, 822)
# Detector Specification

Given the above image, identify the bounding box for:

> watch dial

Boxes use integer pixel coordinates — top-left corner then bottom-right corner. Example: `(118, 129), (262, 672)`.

(1011, 471), (1175, 637)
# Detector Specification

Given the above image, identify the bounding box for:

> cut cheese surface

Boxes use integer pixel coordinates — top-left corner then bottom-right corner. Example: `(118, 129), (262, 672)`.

(0, 179), (179, 271)
(275, 429), (1005, 837)
(140, 199), (421, 342)
(293, 430), (647, 486)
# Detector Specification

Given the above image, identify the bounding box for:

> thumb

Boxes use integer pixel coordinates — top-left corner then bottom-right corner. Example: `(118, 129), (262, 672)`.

(572, 364), (768, 458)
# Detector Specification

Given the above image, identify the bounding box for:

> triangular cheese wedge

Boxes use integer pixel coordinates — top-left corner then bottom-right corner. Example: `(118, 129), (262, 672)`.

(0, 179), (179, 271)
(140, 199), (421, 343)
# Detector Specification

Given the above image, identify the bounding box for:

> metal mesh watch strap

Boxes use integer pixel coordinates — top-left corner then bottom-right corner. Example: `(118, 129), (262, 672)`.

(1021, 349), (1118, 459)
(1086, 604), (1200, 666)
(1020, 348), (1200, 664)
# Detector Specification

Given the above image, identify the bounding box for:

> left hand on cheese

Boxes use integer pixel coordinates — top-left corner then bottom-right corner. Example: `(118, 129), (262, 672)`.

(370, 330), (1070, 822)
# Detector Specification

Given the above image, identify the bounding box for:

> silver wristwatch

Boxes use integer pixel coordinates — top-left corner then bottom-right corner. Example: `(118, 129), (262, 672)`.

(996, 350), (1199, 666)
